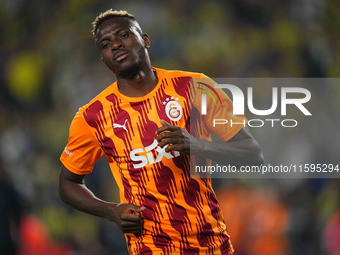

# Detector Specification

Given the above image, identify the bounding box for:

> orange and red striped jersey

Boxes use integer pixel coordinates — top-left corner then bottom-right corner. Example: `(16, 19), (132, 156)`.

(60, 68), (246, 254)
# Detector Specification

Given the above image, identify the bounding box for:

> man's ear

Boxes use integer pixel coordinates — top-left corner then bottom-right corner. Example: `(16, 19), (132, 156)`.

(142, 33), (151, 48)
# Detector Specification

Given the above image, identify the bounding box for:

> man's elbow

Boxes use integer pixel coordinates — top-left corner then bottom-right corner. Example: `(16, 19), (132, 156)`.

(58, 182), (75, 207)
(253, 148), (264, 166)
(58, 179), (67, 203)
(58, 174), (72, 205)
(250, 140), (264, 165)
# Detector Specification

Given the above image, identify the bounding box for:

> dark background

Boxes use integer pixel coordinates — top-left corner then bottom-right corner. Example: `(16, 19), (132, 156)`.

(1, 0), (339, 254)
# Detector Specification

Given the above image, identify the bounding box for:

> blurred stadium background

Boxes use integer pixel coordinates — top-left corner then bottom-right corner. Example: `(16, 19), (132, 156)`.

(1, 0), (339, 254)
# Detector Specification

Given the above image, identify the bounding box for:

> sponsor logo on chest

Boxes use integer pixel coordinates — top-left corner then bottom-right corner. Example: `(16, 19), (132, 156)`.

(130, 139), (180, 169)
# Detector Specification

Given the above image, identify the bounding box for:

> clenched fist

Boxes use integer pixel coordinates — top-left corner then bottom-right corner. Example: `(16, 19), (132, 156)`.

(110, 203), (146, 235)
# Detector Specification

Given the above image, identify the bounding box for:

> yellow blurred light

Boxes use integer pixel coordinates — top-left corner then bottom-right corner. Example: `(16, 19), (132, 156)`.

(6, 51), (45, 102)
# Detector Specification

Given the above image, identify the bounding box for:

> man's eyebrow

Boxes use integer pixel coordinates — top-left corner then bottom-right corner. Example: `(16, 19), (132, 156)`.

(97, 37), (109, 45)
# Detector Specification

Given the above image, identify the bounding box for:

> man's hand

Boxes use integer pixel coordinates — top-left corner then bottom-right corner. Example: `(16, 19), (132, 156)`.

(156, 119), (200, 155)
(110, 203), (146, 235)
(155, 120), (264, 167)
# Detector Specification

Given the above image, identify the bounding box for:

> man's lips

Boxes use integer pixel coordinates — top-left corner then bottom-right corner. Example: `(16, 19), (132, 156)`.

(114, 50), (129, 62)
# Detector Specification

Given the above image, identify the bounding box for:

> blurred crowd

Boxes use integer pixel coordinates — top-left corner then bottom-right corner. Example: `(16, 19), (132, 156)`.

(0, 0), (339, 254)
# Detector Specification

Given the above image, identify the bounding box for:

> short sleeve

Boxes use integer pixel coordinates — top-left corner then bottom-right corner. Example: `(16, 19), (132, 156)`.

(60, 111), (105, 175)
(192, 74), (247, 142)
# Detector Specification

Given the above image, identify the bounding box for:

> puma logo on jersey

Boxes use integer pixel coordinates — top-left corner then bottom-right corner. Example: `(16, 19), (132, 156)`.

(113, 119), (128, 132)
(130, 139), (180, 169)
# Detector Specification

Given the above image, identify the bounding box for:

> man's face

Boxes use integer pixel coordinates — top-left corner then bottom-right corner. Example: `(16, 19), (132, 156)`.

(95, 17), (150, 76)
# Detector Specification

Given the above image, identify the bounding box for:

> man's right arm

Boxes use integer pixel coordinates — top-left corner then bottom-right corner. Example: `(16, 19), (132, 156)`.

(59, 164), (145, 235)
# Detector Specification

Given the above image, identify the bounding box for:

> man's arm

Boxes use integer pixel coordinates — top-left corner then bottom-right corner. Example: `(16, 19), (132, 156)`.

(156, 120), (264, 167)
(59, 164), (145, 235)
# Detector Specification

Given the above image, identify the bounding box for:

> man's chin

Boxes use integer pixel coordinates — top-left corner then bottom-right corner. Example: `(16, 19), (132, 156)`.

(117, 62), (141, 78)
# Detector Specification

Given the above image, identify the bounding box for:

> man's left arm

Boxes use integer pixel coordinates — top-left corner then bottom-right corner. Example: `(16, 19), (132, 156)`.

(156, 120), (264, 167)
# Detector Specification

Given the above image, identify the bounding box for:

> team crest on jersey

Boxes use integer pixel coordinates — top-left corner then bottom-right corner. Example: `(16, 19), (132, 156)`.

(163, 97), (183, 122)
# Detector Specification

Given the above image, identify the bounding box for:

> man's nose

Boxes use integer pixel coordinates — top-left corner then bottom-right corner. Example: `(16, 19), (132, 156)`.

(112, 39), (123, 51)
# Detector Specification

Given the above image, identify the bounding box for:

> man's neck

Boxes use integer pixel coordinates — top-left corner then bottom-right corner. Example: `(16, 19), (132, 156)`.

(116, 65), (158, 97)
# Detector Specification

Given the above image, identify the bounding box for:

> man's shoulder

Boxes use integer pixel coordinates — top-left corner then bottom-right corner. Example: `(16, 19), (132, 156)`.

(158, 68), (207, 79)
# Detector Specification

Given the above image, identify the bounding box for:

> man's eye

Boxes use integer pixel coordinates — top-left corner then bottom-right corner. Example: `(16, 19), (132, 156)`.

(102, 43), (109, 49)
(121, 33), (129, 38)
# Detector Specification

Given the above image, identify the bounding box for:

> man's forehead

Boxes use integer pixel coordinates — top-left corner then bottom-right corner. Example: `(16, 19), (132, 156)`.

(96, 17), (137, 39)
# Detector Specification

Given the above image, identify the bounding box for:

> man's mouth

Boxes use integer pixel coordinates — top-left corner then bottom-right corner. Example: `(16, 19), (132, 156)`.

(114, 51), (129, 62)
